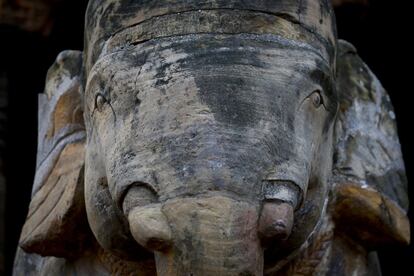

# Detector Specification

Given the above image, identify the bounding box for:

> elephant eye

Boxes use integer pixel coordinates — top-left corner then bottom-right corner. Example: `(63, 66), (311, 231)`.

(310, 90), (324, 109)
(95, 93), (108, 112)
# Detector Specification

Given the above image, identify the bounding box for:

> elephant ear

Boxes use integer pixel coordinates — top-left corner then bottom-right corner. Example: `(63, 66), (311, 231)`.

(332, 40), (410, 247)
(18, 51), (92, 258)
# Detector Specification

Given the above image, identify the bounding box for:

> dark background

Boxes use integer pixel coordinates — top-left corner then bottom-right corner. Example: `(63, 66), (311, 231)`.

(0, 0), (412, 275)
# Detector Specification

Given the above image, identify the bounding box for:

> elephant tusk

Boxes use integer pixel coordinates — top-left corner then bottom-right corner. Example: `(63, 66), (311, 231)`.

(128, 204), (173, 252)
(123, 184), (173, 252)
(258, 180), (301, 242)
(258, 201), (294, 242)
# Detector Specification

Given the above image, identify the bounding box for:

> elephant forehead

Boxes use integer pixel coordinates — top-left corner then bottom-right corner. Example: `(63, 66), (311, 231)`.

(87, 34), (330, 161)
(86, 34), (330, 123)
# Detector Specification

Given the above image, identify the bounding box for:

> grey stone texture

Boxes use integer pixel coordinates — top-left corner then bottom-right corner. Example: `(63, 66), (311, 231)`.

(12, 1), (409, 275)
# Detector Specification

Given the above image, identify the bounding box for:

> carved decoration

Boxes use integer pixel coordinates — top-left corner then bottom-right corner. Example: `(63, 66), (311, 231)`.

(13, 1), (409, 275)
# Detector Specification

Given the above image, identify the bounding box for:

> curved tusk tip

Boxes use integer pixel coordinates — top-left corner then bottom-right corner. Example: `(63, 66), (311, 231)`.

(258, 201), (294, 242)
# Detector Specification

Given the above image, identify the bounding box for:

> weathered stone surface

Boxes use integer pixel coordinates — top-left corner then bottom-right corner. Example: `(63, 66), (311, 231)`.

(333, 183), (410, 247)
(13, 1), (409, 275)
(331, 40), (409, 249)
(16, 50), (90, 258)
(333, 40), (408, 210)
(84, 0), (337, 73)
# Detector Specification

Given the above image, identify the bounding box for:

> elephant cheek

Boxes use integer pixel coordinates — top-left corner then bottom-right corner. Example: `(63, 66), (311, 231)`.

(84, 177), (150, 260)
(154, 196), (263, 276)
(84, 152), (151, 260)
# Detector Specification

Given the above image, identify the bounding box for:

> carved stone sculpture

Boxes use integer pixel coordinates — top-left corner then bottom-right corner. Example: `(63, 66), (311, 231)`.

(14, 1), (409, 275)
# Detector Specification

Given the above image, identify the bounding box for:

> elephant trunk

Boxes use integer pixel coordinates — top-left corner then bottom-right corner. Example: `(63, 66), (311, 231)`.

(124, 182), (302, 275)
(155, 195), (263, 276)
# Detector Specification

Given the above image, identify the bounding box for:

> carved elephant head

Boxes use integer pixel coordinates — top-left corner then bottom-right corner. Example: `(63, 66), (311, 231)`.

(17, 0), (409, 275)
